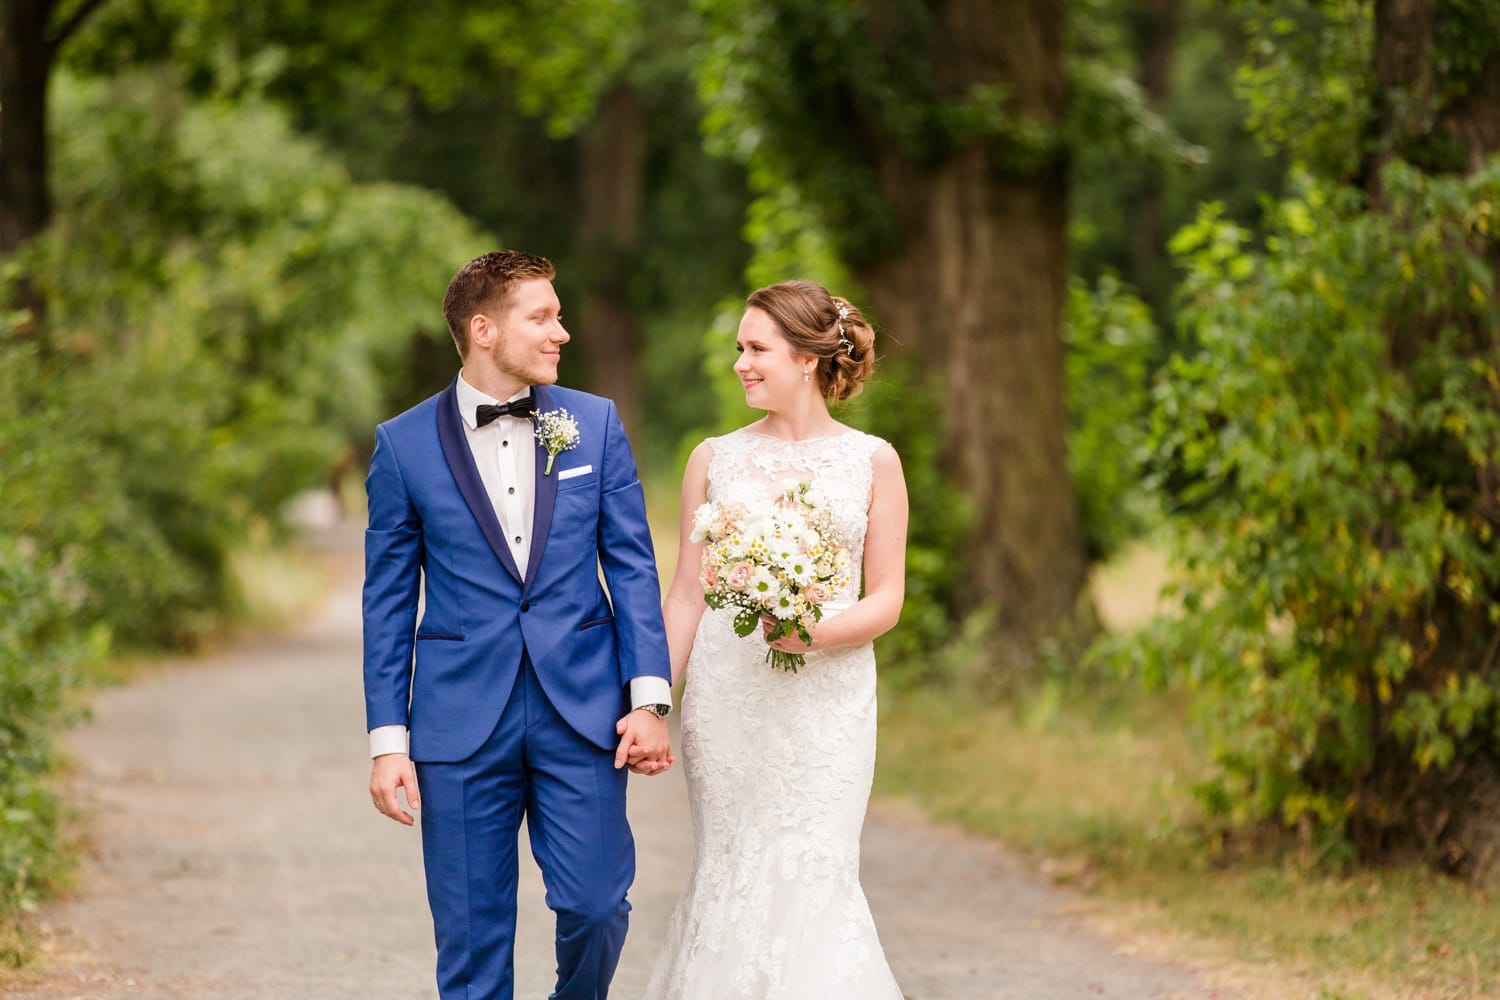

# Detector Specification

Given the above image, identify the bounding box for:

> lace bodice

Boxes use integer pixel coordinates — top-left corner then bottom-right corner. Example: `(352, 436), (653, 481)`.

(704, 427), (885, 606)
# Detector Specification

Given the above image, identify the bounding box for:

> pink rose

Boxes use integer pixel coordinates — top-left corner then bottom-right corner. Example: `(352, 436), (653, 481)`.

(803, 583), (832, 605)
(726, 562), (754, 590)
(701, 562), (721, 590)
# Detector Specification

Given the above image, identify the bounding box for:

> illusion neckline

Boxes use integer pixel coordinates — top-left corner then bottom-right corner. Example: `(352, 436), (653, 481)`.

(740, 427), (858, 445)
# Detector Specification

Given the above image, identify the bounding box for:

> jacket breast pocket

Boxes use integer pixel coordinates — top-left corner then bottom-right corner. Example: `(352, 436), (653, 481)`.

(555, 463), (597, 492)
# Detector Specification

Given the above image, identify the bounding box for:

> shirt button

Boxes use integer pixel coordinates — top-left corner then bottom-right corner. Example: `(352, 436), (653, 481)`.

(502, 440), (509, 447)
(508, 487), (516, 495)
(514, 535), (523, 545)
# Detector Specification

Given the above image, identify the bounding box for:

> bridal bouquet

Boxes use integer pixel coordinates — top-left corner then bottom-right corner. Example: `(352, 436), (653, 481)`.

(692, 481), (852, 672)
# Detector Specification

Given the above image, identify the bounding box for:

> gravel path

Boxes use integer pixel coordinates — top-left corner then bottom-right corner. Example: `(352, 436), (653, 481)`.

(7, 526), (1231, 1000)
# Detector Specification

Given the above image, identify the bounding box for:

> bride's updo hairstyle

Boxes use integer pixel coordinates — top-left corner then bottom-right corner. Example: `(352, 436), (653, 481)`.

(746, 280), (876, 402)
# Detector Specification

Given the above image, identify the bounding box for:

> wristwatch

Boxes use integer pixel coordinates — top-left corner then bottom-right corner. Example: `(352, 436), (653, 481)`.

(637, 703), (671, 718)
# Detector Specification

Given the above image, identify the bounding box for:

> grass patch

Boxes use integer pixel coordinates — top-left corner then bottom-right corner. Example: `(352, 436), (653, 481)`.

(873, 544), (1500, 999)
(227, 532), (334, 631)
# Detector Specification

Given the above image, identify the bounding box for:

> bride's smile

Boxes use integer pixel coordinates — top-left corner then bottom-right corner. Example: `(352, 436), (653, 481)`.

(734, 305), (817, 407)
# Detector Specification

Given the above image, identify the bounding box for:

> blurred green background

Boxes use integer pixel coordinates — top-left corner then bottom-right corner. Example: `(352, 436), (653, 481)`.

(2, 0), (1498, 991)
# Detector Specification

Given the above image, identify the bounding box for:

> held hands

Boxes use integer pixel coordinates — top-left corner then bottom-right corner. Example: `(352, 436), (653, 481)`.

(370, 753), (420, 826)
(615, 709), (674, 776)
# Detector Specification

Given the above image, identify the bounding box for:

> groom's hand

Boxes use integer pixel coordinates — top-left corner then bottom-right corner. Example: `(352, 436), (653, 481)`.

(370, 753), (420, 826)
(615, 710), (672, 775)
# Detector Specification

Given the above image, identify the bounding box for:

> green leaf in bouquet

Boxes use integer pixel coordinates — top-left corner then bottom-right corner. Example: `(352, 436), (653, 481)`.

(733, 610), (760, 637)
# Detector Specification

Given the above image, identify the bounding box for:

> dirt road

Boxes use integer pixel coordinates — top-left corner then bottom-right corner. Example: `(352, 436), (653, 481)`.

(7, 526), (1230, 999)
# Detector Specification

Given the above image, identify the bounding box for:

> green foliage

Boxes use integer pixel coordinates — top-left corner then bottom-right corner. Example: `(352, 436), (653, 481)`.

(0, 543), (93, 949)
(696, 0), (1209, 279)
(1119, 159), (1500, 866)
(1064, 274), (1159, 562)
(71, 0), (638, 137)
(1065, 0), (1209, 170)
(2, 70), (482, 646)
(1433, 1), (1500, 102)
(693, 0), (1077, 269)
(1070, 0), (1287, 326)
(0, 45), (485, 957)
(1231, 0), (1500, 179)
(859, 362), (972, 681)
(692, 0), (892, 266)
(690, 0), (1168, 672)
(1232, 1), (1374, 181)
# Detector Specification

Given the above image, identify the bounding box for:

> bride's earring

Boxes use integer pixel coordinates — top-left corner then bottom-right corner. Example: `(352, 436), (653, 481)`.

(804, 367), (811, 383)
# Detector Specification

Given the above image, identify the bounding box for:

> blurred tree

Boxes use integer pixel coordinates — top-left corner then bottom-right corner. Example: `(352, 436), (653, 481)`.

(694, 1), (1078, 665)
(695, 0), (1201, 665)
(1127, 0), (1179, 294)
(63, 0), (748, 456)
(1132, 0), (1500, 874)
(2, 69), (483, 647)
(0, 0), (108, 255)
(1069, 0), (1283, 329)
(0, 0), (109, 326)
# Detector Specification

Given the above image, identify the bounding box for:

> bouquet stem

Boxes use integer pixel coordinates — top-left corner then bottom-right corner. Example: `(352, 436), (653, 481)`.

(766, 649), (805, 672)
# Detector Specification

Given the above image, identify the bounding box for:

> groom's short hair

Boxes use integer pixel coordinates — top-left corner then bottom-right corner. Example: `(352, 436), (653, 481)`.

(443, 250), (556, 357)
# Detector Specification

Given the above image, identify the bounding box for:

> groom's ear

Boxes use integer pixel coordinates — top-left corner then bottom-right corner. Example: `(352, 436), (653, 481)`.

(469, 313), (496, 351)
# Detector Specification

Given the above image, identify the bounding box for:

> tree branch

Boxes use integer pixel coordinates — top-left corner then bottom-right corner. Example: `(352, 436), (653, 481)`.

(45, 0), (110, 56)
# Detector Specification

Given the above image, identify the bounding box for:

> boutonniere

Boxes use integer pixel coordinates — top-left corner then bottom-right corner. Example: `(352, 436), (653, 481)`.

(534, 408), (581, 475)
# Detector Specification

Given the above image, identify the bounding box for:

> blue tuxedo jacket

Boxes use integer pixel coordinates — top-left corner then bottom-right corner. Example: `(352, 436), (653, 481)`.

(361, 379), (670, 762)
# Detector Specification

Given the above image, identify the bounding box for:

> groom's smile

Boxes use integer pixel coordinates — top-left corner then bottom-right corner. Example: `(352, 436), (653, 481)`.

(479, 277), (570, 392)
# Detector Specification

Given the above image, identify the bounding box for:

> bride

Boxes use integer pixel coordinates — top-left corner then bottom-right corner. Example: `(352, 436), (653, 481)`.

(641, 280), (909, 998)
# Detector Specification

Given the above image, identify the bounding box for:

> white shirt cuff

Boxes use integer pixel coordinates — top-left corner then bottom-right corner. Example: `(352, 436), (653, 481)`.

(370, 725), (409, 759)
(629, 676), (672, 715)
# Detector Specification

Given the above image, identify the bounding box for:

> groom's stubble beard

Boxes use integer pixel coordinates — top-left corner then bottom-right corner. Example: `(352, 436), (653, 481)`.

(488, 327), (559, 389)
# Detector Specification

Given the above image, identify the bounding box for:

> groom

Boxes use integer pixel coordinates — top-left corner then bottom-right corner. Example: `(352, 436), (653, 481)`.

(362, 250), (673, 999)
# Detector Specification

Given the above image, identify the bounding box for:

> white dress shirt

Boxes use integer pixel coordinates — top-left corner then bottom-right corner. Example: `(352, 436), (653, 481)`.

(369, 373), (670, 758)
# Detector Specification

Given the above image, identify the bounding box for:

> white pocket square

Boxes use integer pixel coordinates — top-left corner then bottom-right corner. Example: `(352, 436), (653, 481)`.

(557, 464), (593, 481)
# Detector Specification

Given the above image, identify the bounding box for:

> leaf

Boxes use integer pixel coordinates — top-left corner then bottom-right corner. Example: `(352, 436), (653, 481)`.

(733, 611), (759, 638)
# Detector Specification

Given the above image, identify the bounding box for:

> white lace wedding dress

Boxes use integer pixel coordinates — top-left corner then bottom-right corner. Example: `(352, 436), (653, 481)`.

(641, 427), (903, 1000)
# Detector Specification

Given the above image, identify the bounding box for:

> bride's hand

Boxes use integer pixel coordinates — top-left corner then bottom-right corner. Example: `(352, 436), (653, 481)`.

(761, 616), (815, 652)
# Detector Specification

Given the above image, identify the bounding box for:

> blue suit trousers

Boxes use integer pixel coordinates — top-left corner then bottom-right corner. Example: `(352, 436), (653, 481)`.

(416, 654), (633, 1000)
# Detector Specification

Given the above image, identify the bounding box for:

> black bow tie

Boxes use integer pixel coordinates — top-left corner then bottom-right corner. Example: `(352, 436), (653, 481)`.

(475, 396), (536, 426)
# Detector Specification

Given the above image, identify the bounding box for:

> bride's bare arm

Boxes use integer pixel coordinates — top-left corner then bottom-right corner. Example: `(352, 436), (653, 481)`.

(662, 441), (713, 687)
(765, 442), (909, 653)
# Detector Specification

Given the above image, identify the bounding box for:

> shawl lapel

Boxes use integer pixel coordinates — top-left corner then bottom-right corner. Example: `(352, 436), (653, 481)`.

(524, 384), (559, 592)
(434, 378), (524, 585)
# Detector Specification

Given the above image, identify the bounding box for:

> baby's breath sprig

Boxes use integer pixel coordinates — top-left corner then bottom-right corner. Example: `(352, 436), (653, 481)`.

(533, 408), (580, 475)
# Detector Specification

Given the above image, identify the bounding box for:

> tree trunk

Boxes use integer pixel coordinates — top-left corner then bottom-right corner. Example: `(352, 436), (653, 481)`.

(573, 85), (645, 442)
(1128, 0), (1179, 302)
(2, 0), (106, 332)
(1370, 0), (1500, 183)
(0, 0), (57, 258)
(864, 0), (1090, 665)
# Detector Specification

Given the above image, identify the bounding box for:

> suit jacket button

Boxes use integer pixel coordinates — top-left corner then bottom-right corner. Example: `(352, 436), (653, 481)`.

(520, 600), (531, 612)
